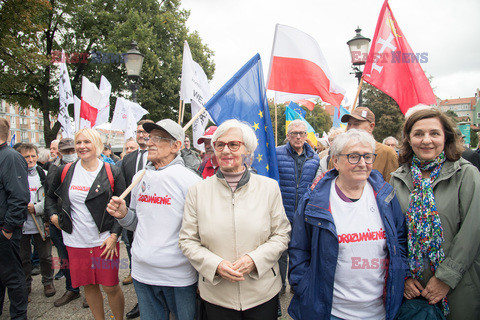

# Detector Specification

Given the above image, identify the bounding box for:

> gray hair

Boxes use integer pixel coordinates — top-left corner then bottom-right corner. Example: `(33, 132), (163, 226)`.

(212, 119), (258, 153)
(382, 136), (398, 145)
(327, 127), (345, 143)
(330, 129), (376, 157)
(287, 119), (307, 133)
(37, 148), (50, 163)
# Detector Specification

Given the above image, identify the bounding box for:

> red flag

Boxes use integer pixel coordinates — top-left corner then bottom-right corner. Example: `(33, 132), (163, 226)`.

(295, 99), (315, 111)
(363, 0), (436, 115)
(267, 24), (345, 107)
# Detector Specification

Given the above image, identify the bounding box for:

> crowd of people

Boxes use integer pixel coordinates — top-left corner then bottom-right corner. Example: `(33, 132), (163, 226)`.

(0, 104), (479, 320)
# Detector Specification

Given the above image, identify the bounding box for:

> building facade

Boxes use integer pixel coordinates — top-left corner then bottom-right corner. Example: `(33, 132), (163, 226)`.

(438, 96), (477, 124)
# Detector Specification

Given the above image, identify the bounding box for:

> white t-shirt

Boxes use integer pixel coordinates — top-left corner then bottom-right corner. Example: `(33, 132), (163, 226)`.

(63, 160), (110, 248)
(330, 178), (387, 320)
(24, 173), (42, 234)
(128, 162), (201, 286)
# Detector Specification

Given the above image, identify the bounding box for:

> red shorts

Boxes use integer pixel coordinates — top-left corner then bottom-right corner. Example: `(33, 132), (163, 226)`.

(66, 243), (120, 288)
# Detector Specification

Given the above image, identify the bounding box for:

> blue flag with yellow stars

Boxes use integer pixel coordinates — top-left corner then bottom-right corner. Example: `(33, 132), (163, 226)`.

(203, 53), (279, 181)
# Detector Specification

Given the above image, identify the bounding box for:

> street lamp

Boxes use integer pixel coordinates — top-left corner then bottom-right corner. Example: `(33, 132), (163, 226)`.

(347, 27), (370, 106)
(123, 41), (144, 102)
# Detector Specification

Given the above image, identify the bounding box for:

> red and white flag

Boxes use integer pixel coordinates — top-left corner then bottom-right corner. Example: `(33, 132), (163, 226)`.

(79, 76), (103, 129)
(363, 0), (436, 115)
(267, 24), (345, 107)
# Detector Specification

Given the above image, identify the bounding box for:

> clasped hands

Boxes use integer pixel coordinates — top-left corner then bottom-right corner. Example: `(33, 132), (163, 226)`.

(404, 276), (450, 305)
(216, 255), (256, 282)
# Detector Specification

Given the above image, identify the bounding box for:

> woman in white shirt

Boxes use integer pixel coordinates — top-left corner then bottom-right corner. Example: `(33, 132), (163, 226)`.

(46, 128), (126, 320)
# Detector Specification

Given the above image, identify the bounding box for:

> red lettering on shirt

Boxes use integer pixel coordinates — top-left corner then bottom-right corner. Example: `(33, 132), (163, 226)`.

(29, 187), (38, 192)
(70, 185), (90, 192)
(137, 193), (172, 205)
(338, 228), (386, 244)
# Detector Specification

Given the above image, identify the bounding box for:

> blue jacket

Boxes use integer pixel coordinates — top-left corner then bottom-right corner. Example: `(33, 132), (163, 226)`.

(288, 169), (408, 320)
(276, 142), (319, 222)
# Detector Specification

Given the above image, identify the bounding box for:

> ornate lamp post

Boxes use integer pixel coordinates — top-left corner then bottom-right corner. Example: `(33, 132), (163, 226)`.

(347, 27), (371, 106)
(123, 41), (144, 102)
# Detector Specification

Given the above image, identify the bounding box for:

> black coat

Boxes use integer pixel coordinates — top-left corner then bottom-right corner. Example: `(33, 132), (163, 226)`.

(0, 142), (30, 238)
(45, 160), (126, 235)
(462, 148), (480, 172)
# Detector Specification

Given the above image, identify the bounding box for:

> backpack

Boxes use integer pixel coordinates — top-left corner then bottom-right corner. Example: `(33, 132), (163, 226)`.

(61, 162), (114, 192)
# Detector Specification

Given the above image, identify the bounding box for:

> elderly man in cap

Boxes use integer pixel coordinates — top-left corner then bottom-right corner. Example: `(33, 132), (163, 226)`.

(336, 107), (398, 182)
(197, 126), (218, 179)
(107, 119), (201, 320)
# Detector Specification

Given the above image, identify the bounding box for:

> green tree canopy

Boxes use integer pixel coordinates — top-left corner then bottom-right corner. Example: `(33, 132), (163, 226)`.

(0, 0), (215, 146)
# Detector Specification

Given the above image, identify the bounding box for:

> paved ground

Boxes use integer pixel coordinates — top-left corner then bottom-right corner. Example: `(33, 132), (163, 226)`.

(1, 242), (294, 319)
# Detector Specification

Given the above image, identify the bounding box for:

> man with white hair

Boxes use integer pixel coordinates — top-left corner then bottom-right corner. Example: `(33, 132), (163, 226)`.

(276, 119), (319, 294)
(107, 119), (201, 320)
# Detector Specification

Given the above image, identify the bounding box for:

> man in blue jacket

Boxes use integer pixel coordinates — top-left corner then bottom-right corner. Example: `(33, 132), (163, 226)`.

(0, 118), (30, 319)
(276, 119), (319, 294)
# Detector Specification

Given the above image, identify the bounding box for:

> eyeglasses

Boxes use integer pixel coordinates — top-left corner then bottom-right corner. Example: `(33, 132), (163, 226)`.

(213, 141), (244, 152)
(144, 136), (175, 144)
(288, 131), (307, 137)
(136, 130), (148, 136)
(338, 153), (377, 164)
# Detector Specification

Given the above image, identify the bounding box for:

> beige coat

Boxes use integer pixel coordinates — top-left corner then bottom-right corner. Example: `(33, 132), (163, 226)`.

(179, 170), (291, 311)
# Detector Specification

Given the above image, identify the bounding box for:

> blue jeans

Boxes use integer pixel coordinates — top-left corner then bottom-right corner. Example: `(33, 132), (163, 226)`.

(133, 279), (197, 320)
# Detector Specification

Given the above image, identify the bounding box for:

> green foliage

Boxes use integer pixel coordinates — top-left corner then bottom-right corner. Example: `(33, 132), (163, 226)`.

(445, 110), (459, 121)
(268, 100), (332, 146)
(0, 0), (215, 146)
(470, 129), (478, 148)
(362, 83), (404, 142)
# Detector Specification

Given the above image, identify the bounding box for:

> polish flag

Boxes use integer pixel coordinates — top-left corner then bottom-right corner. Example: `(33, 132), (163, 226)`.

(363, 0), (436, 114)
(79, 76), (103, 129)
(267, 24), (345, 107)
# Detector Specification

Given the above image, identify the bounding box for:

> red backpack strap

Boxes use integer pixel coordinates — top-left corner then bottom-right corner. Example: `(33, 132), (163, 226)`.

(61, 163), (73, 183)
(105, 163), (114, 193)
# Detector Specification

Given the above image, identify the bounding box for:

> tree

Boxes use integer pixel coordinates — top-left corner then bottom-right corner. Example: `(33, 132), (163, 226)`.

(0, 0), (215, 146)
(362, 83), (404, 142)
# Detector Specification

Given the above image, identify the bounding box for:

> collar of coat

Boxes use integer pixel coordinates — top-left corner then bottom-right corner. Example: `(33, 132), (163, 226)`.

(216, 165), (250, 190)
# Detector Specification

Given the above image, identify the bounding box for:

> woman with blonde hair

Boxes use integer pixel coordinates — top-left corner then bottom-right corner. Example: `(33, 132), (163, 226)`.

(46, 128), (126, 319)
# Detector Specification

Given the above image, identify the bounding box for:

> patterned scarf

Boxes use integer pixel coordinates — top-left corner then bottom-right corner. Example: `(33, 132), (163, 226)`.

(406, 151), (449, 314)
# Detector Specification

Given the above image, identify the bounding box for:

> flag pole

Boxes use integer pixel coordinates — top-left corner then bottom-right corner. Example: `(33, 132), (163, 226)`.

(273, 98), (278, 147)
(180, 101), (186, 126)
(177, 99), (183, 124)
(351, 77), (364, 112)
(183, 107), (205, 132)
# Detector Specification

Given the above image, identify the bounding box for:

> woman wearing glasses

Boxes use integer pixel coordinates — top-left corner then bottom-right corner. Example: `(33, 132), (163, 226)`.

(390, 109), (480, 319)
(179, 119), (291, 320)
(288, 129), (407, 320)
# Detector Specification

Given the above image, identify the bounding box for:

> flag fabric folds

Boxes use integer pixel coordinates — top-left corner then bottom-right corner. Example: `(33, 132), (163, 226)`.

(285, 106), (317, 147)
(288, 101), (306, 118)
(58, 53), (74, 138)
(79, 76), (104, 129)
(180, 40), (213, 152)
(204, 53), (279, 181)
(111, 98), (148, 142)
(333, 105), (350, 128)
(94, 76), (112, 128)
(9, 134), (15, 147)
(363, 0), (436, 115)
(295, 99), (315, 111)
(267, 24), (345, 107)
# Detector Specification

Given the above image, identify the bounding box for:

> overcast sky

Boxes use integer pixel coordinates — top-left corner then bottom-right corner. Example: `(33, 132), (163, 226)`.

(180, 0), (480, 105)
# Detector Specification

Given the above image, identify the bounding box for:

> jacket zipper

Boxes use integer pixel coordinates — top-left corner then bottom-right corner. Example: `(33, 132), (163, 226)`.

(54, 190), (73, 223)
(294, 155), (311, 211)
(98, 182), (112, 234)
(231, 190), (242, 310)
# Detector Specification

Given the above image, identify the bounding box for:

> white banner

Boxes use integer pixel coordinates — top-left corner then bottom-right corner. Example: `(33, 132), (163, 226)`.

(74, 95), (81, 132)
(94, 75), (112, 128)
(58, 53), (74, 138)
(179, 40), (212, 151)
(111, 97), (148, 142)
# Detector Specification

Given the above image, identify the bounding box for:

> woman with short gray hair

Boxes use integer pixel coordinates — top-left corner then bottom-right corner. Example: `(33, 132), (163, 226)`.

(288, 129), (407, 320)
(179, 119), (291, 319)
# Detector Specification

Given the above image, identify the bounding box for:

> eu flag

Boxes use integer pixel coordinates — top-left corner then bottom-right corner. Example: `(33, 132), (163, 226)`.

(288, 101), (306, 118)
(333, 105), (350, 128)
(204, 54), (279, 181)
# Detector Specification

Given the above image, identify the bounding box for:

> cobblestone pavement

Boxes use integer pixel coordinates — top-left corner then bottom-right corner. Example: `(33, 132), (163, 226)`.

(1, 242), (293, 319)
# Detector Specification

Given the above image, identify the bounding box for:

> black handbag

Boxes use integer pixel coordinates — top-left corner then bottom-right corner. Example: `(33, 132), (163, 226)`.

(394, 298), (446, 320)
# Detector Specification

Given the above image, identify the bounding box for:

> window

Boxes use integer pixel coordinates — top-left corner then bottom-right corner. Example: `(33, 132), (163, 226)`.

(10, 116), (16, 128)
(20, 117), (28, 125)
(0, 100), (6, 113)
(30, 120), (36, 130)
(21, 131), (29, 141)
(10, 104), (15, 113)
